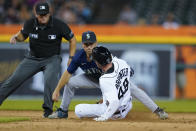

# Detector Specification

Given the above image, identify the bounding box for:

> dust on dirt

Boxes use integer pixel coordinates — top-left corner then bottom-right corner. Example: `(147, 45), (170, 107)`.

(0, 111), (195, 131)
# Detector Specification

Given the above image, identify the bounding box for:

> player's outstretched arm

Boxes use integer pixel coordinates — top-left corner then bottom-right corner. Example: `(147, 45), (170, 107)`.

(52, 70), (72, 102)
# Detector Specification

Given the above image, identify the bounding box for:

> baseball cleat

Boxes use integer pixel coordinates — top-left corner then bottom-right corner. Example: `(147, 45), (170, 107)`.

(48, 108), (68, 119)
(154, 107), (168, 120)
(43, 109), (53, 118)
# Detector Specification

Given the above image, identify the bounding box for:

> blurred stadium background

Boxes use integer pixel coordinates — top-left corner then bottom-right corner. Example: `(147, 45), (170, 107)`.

(0, 0), (196, 101)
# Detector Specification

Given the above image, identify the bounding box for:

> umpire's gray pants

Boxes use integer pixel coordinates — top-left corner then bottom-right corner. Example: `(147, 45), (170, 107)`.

(0, 55), (61, 112)
(60, 73), (99, 111)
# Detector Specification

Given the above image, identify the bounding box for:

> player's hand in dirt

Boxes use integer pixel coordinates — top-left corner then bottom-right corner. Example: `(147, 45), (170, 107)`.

(94, 116), (108, 122)
(52, 90), (60, 102)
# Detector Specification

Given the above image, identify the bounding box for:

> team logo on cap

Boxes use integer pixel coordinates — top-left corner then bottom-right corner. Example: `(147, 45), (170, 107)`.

(86, 34), (90, 39)
(40, 6), (46, 10)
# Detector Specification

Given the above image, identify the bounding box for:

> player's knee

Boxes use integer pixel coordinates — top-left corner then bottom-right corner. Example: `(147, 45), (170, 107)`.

(75, 104), (83, 118)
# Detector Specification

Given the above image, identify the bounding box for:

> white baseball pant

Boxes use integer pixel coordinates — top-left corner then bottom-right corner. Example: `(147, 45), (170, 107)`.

(75, 102), (132, 119)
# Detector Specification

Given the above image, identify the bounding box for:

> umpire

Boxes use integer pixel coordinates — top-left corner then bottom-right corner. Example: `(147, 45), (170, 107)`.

(0, 1), (77, 118)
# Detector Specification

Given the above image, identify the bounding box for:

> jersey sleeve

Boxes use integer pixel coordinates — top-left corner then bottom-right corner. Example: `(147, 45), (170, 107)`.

(99, 77), (119, 119)
(67, 56), (80, 74)
(61, 23), (74, 41)
(20, 20), (31, 39)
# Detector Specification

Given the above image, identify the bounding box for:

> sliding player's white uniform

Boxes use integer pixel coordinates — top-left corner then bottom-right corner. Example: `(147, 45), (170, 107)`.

(75, 57), (132, 121)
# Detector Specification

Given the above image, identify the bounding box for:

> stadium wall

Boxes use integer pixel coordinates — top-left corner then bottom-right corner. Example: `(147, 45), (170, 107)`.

(1, 25), (196, 44)
(0, 25), (195, 99)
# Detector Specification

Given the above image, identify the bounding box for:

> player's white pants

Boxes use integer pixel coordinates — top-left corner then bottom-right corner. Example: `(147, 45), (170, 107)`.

(75, 102), (132, 119)
(60, 73), (158, 113)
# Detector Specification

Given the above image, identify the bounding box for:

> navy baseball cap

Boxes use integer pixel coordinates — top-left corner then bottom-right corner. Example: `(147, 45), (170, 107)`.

(82, 31), (97, 44)
(35, 2), (49, 15)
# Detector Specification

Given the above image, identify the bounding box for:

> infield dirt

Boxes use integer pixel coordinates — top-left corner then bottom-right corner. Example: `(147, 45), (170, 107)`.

(0, 111), (195, 131)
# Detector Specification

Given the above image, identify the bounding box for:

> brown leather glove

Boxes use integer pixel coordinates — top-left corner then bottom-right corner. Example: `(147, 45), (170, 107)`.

(96, 99), (103, 104)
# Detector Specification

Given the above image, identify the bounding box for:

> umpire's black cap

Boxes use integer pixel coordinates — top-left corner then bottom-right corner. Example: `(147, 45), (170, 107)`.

(35, 2), (49, 15)
(82, 31), (97, 44)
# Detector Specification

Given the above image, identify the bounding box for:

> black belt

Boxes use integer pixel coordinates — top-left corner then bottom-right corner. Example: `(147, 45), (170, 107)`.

(114, 109), (126, 115)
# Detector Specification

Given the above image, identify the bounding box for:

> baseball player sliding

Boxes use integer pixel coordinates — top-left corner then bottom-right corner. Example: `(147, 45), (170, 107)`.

(75, 46), (132, 121)
(49, 31), (168, 120)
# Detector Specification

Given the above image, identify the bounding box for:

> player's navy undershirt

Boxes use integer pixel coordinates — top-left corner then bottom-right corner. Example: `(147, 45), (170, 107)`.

(67, 49), (102, 79)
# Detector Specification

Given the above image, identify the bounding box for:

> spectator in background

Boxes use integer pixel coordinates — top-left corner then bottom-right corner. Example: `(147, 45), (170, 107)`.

(117, 5), (138, 25)
(53, 0), (65, 13)
(149, 14), (161, 25)
(163, 13), (179, 29)
(3, 0), (18, 10)
(176, 46), (186, 98)
(26, 0), (39, 9)
(57, 3), (78, 24)
(0, 0), (93, 24)
(11, 0), (21, 10)
(19, 4), (31, 24)
(3, 7), (20, 24)
(61, 8), (78, 24)
(2, 0), (22, 24)
(0, 0), (5, 23)
(57, 0), (92, 24)
(137, 18), (146, 26)
(77, 1), (92, 23)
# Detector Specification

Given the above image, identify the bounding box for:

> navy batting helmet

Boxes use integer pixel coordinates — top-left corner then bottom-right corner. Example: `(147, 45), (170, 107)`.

(92, 46), (112, 66)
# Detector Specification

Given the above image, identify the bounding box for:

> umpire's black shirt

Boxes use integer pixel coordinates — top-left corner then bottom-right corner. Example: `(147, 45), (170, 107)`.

(21, 16), (74, 58)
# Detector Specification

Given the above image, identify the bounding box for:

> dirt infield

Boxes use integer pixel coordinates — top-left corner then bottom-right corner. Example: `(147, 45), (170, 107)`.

(0, 111), (195, 131)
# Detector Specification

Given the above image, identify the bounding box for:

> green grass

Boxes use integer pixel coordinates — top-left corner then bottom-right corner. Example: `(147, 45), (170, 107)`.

(0, 99), (96, 111)
(0, 117), (30, 123)
(132, 99), (196, 113)
(0, 99), (195, 113)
